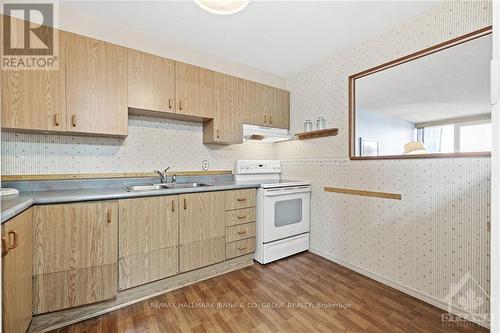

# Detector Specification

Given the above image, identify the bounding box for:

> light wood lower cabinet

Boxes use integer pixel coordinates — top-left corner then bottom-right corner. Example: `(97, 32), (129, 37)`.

(2, 209), (33, 333)
(118, 196), (179, 290)
(179, 191), (226, 272)
(32, 201), (118, 314)
(225, 189), (256, 210)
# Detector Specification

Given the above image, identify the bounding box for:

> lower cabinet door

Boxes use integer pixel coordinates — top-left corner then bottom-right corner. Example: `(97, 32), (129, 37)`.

(33, 264), (117, 314)
(2, 209), (33, 333)
(179, 237), (225, 273)
(119, 246), (178, 290)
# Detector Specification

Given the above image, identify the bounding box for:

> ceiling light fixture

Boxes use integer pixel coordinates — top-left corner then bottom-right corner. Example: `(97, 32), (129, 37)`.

(194, 0), (250, 15)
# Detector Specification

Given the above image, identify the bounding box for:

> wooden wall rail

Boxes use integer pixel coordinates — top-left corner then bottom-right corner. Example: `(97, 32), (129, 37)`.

(324, 187), (402, 200)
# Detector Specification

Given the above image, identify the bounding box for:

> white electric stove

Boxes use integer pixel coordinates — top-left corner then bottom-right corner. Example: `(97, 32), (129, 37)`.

(234, 160), (310, 264)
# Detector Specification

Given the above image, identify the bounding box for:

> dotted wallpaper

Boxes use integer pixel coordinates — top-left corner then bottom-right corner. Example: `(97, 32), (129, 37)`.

(1, 116), (276, 174)
(278, 0), (492, 323)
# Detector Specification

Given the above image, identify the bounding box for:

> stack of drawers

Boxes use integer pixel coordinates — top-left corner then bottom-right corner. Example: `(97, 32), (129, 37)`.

(224, 189), (257, 259)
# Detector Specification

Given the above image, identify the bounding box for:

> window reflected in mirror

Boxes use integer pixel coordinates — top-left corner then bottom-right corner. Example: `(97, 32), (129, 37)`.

(350, 29), (492, 159)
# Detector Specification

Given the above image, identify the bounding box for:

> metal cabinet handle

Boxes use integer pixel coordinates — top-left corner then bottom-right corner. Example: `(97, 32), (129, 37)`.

(71, 114), (77, 127)
(238, 246), (247, 251)
(269, 116), (273, 124)
(172, 200), (175, 212)
(1, 237), (8, 257)
(237, 215), (247, 219)
(216, 129), (220, 139)
(184, 198), (187, 210)
(179, 101), (183, 111)
(168, 99), (172, 110)
(237, 230), (247, 235)
(54, 113), (60, 126)
(107, 209), (112, 223)
(237, 198), (246, 202)
(264, 115), (267, 123)
(7, 231), (17, 250)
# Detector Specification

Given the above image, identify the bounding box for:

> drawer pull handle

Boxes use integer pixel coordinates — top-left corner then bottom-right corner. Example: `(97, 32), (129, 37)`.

(237, 198), (246, 202)
(1, 237), (8, 257)
(238, 246), (247, 251)
(7, 231), (17, 250)
(172, 200), (175, 212)
(107, 209), (112, 223)
(54, 113), (60, 126)
(237, 231), (247, 235)
(237, 215), (247, 219)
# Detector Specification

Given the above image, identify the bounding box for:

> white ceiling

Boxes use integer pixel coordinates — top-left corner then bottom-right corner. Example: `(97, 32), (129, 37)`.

(59, 1), (437, 77)
(356, 34), (492, 124)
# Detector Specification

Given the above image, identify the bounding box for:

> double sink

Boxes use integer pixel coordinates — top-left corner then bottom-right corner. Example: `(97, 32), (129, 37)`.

(125, 182), (213, 192)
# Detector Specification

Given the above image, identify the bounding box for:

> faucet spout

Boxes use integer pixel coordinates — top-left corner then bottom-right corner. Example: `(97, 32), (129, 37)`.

(154, 167), (170, 183)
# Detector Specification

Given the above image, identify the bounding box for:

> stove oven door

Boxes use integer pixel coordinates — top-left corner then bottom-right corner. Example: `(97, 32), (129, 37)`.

(262, 186), (310, 243)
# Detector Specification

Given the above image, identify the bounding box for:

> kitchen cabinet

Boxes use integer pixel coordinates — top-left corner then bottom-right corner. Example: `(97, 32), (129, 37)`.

(65, 33), (128, 136)
(32, 201), (118, 314)
(118, 196), (179, 290)
(240, 79), (261, 126)
(2, 209), (33, 333)
(204, 72), (242, 144)
(128, 49), (176, 114)
(225, 189), (256, 210)
(179, 191), (225, 272)
(1, 27), (66, 132)
(175, 62), (214, 119)
(275, 89), (290, 129)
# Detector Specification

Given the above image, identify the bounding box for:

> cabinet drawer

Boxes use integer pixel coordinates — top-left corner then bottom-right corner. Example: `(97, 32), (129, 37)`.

(226, 222), (256, 243)
(225, 207), (256, 227)
(33, 264), (117, 314)
(226, 238), (256, 259)
(225, 189), (256, 210)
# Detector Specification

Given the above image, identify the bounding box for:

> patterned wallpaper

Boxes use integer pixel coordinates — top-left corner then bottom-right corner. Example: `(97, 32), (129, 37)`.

(278, 0), (492, 325)
(1, 116), (276, 174)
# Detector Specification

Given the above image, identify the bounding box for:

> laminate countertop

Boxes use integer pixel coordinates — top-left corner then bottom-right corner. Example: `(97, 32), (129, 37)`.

(1, 179), (260, 224)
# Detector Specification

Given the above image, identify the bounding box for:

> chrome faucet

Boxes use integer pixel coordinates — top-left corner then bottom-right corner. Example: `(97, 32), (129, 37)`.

(171, 174), (177, 184)
(154, 167), (170, 183)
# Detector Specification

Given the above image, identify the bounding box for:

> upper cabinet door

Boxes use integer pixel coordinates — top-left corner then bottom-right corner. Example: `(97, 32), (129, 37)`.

(241, 79), (261, 126)
(262, 84), (277, 127)
(1, 28), (66, 132)
(128, 49), (176, 114)
(175, 62), (214, 119)
(65, 33), (128, 136)
(211, 73), (242, 144)
(275, 89), (290, 129)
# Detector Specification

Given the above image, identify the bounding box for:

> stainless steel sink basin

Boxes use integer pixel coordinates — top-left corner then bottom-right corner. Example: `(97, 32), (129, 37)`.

(124, 184), (168, 191)
(125, 182), (213, 192)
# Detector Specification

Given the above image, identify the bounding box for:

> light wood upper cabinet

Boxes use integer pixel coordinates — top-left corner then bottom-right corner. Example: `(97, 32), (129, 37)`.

(118, 196), (179, 290)
(65, 33), (128, 136)
(175, 62), (214, 119)
(275, 89), (290, 129)
(128, 49), (176, 114)
(2, 209), (33, 333)
(204, 72), (242, 144)
(179, 191), (225, 272)
(32, 201), (118, 314)
(1, 28), (66, 132)
(241, 79), (262, 126)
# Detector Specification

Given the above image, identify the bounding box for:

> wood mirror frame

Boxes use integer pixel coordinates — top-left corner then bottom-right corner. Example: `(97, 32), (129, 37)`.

(348, 26), (493, 160)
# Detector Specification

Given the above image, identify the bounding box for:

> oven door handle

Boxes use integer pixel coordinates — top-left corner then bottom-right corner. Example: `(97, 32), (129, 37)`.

(264, 186), (310, 197)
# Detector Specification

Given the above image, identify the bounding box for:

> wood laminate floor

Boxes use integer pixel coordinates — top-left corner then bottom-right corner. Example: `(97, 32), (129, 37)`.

(51, 252), (488, 333)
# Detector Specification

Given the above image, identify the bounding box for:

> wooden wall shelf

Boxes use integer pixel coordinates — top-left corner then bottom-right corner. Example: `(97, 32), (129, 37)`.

(324, 187), (402, 200)
(295, 128), (338, 140)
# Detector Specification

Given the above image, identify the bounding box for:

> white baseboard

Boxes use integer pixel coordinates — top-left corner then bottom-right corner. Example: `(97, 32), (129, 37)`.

(309, 248), (489, 329)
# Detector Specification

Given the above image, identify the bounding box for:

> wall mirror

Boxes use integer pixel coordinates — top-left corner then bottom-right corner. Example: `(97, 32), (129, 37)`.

(349, 27), (492, 159)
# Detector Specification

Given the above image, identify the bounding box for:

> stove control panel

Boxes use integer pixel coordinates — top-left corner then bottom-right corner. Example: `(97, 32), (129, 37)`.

(234, 160), (281, 174)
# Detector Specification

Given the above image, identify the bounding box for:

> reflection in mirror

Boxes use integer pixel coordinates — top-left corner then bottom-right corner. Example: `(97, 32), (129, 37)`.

(351, 30), (492, 158)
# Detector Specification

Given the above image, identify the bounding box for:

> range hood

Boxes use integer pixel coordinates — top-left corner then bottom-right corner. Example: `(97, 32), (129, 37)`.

(242, 124), (292, 143)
